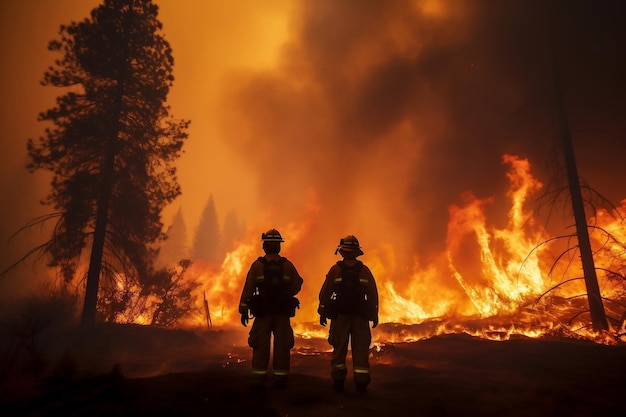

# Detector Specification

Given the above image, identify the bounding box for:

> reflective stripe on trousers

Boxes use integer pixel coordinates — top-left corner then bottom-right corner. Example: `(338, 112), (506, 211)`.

(273, 368), (289, 384)
(248, 314), (294, 381)
(353, 366), (371, 387)
(331, 362), (348, 381)
(251, 368), (267, 383)
(328, 314), (371, 386)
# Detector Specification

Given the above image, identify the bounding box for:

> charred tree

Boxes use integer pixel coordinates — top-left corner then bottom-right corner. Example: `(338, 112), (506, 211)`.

(553, 63), (609, 331)
(26, 0), (189, 328)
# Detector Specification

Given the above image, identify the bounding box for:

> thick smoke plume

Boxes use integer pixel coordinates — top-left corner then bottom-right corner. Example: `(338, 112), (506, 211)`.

(212, 0), (626, 321)
(1, 1), (625, 328)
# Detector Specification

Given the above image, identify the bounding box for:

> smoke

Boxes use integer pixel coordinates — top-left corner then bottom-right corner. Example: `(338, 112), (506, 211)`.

(2, 0), (625, 322)
(0, 0), (101, 300)
(214, 0), (626, 314)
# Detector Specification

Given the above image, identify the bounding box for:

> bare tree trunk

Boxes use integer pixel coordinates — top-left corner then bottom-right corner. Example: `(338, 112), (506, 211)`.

(80, 143), (116, 329)
(553, 60), (609, 331)
(80, 7), (135, 329)
(80, 77), (124, 330)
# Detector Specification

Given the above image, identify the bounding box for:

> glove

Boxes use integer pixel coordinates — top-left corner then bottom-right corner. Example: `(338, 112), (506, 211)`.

(241, 312), (249, 327)
(372, 316), (378, 328)
(319, 316), (327, 327)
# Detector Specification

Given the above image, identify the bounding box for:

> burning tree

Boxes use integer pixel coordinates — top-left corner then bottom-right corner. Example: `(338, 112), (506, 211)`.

(25, 0), (189, 328)
(528, 62), (624, 335)
(553, 67), (608, 331)
(98, 259), (197, 326)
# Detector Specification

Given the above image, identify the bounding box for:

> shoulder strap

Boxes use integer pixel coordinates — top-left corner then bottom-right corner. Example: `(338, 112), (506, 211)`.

(337, 260), (363, 271)
(335, 260), (363, 288)
(258, 256), (288, 289)
(259, 256), (286, 265)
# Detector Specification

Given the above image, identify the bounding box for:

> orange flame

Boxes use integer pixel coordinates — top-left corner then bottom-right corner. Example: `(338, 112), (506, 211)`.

(446, 154), (547, 316)
(133, 154), (624, 344)
(182, 187), (323, 329)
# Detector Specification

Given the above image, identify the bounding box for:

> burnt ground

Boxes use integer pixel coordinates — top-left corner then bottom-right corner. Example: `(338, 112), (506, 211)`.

(1, 324), (626, 417)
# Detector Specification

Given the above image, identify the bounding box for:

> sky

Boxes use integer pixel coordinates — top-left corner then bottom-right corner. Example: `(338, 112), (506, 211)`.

(1, 0), (626, 312)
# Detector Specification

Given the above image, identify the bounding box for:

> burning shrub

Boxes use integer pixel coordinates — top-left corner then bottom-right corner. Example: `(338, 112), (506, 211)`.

(96, 259), (198, 327)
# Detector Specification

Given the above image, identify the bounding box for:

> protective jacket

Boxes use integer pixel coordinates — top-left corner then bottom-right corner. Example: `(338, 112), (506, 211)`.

(318, 258), (378, 391)
(238, 253), (303, 386)
(239, 254), (303, 317)
(318, 260), (378, 321)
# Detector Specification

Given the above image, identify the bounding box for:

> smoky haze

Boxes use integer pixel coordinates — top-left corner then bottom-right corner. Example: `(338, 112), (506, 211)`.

(1, 1), (625, 321)
(216, 0), (626, 297)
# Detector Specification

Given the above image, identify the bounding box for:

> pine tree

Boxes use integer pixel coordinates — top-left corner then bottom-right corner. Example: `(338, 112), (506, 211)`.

(26, 0), (189, 328)
(159, 206), (189, 267)
(191, 194), (221, 264)
(221, 208), (245, 255)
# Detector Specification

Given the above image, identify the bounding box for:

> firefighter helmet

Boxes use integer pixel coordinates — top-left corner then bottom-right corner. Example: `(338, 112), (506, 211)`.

(335, 234), (364, 256)
(261, 228), (284, 242)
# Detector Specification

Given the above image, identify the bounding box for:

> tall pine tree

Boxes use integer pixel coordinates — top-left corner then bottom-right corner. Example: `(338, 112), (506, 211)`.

(159, 206), (189, 268)
(26, 0), (189, 328)
(221, 208), (245, 255)
(192, 194), (221, 264)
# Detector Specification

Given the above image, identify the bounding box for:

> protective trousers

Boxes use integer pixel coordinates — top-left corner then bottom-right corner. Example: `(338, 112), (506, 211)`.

(248, 314), (295, 384)
(328, 314), (371, 388)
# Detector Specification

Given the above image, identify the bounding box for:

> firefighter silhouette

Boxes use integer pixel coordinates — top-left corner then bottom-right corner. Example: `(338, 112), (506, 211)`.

(238, 228), (303, 389)
(318, 235), (379, 393)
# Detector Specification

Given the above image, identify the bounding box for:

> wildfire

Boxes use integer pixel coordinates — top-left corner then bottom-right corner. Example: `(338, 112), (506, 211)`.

(138, 154), (625, 344)
(182, 189), (323, 329)
(185, 242), (256, 328)
(446, 155), (547, 316)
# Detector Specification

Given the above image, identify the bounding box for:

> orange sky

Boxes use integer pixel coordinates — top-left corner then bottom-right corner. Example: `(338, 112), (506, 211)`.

(1, 0), (626, 319)
(0, 0), (293, 295)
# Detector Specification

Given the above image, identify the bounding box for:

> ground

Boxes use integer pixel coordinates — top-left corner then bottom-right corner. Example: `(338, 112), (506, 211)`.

(2, 324), (626, 416)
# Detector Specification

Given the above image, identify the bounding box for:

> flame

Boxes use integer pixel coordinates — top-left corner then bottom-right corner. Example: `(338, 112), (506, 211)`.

(181, 187), (323, 329)
(185, 243), (256, 328)
(359, 154), (555, 330)
(114, 154), (624, 345)
(446, 155), (547, 316)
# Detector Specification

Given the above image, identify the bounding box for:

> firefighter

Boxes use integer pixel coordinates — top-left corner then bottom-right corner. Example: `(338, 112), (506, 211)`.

(318, 235), (379, 393)
(239, 228), (303, 389)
